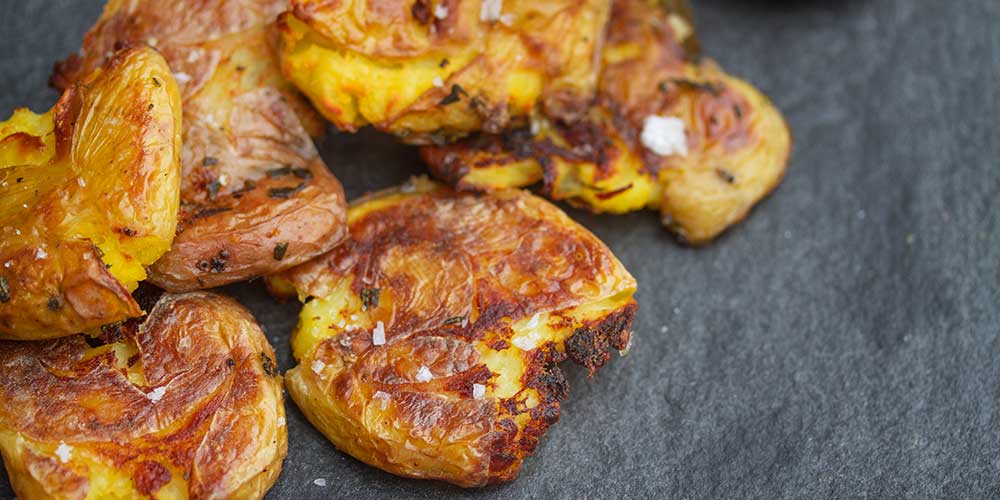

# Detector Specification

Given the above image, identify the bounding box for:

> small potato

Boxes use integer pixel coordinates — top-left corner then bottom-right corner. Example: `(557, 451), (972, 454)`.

(0, 46), (182, 340)
(278, 0), (611, 143)
(422, 0), (792, 244)
(270, 178), (637, 487)
(54, 0), (349, 291)
(0, 291), (287, 500)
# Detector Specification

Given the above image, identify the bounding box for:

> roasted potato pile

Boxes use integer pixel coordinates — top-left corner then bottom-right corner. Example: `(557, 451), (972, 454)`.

(422, 0), (792, 244)
(278, 0), (610, 143)
(0, 46), (181, 340)
(0, 291), (286, 500)
(270, 178), (636, 486)
(54, 0), (348, 291)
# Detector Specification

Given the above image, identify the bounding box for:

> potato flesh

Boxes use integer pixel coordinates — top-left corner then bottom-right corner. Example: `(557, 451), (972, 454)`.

(0, 47), (182, 339)
(421, 0), (792, 244)
(0, 292), (286, 500)
(279, 0), (610, 142)
(277, 179), (637, 486)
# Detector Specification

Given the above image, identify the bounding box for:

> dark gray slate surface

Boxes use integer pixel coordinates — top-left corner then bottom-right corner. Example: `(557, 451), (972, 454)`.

(2, 0), (998, 498)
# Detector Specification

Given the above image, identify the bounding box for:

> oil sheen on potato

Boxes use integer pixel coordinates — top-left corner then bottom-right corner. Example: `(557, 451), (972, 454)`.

(269, 178), (637, 487)
(421, 0), (792, 244)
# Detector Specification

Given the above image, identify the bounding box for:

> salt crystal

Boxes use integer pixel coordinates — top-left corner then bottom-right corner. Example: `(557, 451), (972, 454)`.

(434, 4), (448, 19)
(499, 13), (514, 26)
(480, 0), (502, 22)
(55, 442), (73, 463)
(618, 336), (633, 357)
(415, 366), (432, 382)
(34, 248), (47, 260)
(277, 417), (286, 427)
(432, 76), (444, 88)
(511, 336), (535, 351)
(77, 177), (86, 187)
(148, 386), (166, 403)
(173, 72), (192, 84)
(641, 115), (688, 157)
(472, 384), (486, 400)
(659, 325), (668, 334)
(525, 313), (540, 329)
(313, 478), (327, 487)
(371, 321), (386, 346)
(311, 359), (326, 375)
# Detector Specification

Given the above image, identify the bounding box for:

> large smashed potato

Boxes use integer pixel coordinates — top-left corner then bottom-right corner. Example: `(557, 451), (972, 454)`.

(270, 178), (636, 486)
(422, 0), (792, 244)
(0, 46), (181, 340)
(0, 291), (287, 500)
(54, 0), (348, 291)
(278, 0), (610, 143)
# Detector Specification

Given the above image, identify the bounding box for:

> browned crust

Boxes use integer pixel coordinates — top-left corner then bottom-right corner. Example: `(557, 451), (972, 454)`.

(55, 0), (348, 291)
(0, 292), (286, 499)
(281, 182), (636, 486)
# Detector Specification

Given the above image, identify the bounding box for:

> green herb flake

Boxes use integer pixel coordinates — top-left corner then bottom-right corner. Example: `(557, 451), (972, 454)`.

(273, 241), (289, 261)
(0, 276), (9, 303)
(361, 287), (381, 311)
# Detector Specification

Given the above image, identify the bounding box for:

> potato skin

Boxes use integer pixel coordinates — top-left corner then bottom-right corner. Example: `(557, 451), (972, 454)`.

(0, 46), (182, 340)
(278, 0), (610, 143)
(422, 0), (792, 244)
(273, 178), (637, 486)
(54, 0), (349, 291)
(0, 291), (287, 500)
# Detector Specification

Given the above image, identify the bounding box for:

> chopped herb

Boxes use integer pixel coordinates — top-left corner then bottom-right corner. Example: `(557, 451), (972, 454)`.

(360, 288), (381, 311)
(266, 166), (293, 178)
(15, 177), (23, 183)
(235, 65), (246, 72)
(260, 352), (279, 376)
(670, 78), (721, 96)
(0, 276), (9, 303)
(443, 315), (466, 326)
(192, 207), (232, 219)
(716, 168), (736, 184)
(148, 103), (154, 111)
(439, 84), (466, 105)
(657, 81), (668, 93)
(273, 242), (289, 261)
(226, 358), (235, 368)
(411, 0), (431, 23)
(291, 168), (313, 180)
(439, 58), (449, 68)
(47, 296), (61, 310)
(209, 250), (229, 273)
(94, 245), (105, 258)
(733, 105), (743, 119)
(121, 227), (136, 237)
(304, 295), (315, 303)
(207, 180), (221, 199)
(152, 76), (161, 87)
(203, 156), (219, 166)
(268, 184), (305, 199)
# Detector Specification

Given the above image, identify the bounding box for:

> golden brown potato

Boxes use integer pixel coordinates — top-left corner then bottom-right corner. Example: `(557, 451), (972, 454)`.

(0, 291), (287, 500)
(269, 177), (636, 487)
(422, 0), (792, 244)
(54, 0), (349, 291)
(0, 46), (182, 340)
(278, 0), (610, 143)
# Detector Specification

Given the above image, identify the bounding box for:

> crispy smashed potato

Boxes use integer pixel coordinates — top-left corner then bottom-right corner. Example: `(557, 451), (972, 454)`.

(422, 0), (792, 244)
(0, 291), (286, 500)
(269, 178), (636, 486)
(0, 46), (181, 340)
(54, 0), (348, 291)
(278, 0), (610, 143)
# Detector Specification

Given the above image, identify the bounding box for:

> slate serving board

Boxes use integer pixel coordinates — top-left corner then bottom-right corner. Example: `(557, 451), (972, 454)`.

(2, 0), (998, 498)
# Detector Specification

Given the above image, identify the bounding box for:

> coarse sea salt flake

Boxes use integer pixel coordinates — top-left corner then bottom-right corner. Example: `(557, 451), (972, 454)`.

(434, 4), (448, 19)
(372, 321), (386, 346)
(35, 248), (47, 260)
(512, 336), (535, 351)
(55, 442), (73, 463)
(640, 115), (688, 157)
(373, 390), (390, 410)
(415, 366), (433, 382)
(433, 76), (444, 88)
(311, 359), (326, 375)
(173, 72), (192, 84)
(473, 384), (486, 400)
(148, 386), (166, 403)
(480, 0), (502, 22)
(313, 478), (327, 487)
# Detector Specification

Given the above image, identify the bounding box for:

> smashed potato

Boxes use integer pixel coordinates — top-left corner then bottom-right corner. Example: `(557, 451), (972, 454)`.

(54, 0), (348, 291)
(270, 178), (636, 486)
(278, 0), (610, 143)
(0, 46), (182, 340)
(0, 291), (287, 500)
(422, 0), (792, 244)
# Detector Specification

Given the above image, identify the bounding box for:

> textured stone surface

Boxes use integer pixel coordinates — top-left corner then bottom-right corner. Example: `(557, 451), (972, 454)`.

(1, 0), (998, 498)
